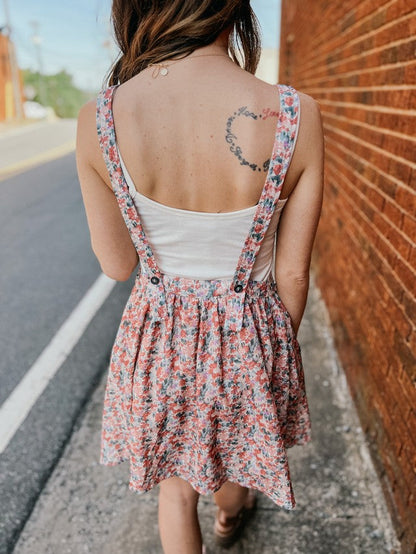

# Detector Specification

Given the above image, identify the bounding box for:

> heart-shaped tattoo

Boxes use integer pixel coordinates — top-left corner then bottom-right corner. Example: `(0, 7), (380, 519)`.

(225, 106), (276, 173)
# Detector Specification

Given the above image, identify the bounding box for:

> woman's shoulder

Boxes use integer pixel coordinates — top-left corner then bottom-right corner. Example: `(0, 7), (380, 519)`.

(295, 90), (323, 139)
(253, 78), (322, 133)
(77, 84), (117, 124)
(78, 98), (96, 126)
(237, 73), (320, 114)
(275, 83), (320, 111)
(78, 85), (115, 126)
(296, 90), (321, 115)
(289, 89), (324, 177)
(273, 83), (322, 134)
(76, 98), (112, 187)
(77, 100), (96, 160)
(77, 99), (100, 157)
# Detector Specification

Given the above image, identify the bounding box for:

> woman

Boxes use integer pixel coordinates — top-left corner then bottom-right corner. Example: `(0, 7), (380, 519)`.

(76, 1), (324, 552)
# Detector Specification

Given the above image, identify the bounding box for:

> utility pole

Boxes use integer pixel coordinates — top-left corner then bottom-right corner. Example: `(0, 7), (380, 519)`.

(30, 20), (47, 107)
(2, 0), (23, 119)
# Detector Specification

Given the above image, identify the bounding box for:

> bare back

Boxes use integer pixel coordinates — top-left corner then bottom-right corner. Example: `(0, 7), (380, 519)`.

(77, 48), (323, 328)
(111, 56), (301, 213)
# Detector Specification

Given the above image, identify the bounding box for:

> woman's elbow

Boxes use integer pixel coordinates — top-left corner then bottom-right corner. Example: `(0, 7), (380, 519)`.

(100, 263), (135, 282)
(91, 241), (138, 281)
(292, 272), (309, 287)
(276, 268), (310, 287)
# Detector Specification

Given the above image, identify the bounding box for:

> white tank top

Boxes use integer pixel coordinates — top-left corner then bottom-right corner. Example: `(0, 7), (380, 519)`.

(118, 150), (288, 281)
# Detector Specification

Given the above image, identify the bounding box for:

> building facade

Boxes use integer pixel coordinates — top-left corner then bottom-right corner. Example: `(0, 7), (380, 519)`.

(0, 32), (23, 122)
(279, 1), (415, 551)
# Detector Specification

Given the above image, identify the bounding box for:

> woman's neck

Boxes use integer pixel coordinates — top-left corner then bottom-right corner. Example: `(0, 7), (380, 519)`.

(190, 28), (231, 56)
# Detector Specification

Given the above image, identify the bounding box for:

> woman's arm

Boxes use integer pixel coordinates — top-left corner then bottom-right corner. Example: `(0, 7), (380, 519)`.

(274, 94), (324, 335)
(76, 101), (139, 281)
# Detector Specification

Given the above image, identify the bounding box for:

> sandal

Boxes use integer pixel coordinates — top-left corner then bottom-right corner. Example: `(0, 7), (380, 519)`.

(214, 488), (257, 547)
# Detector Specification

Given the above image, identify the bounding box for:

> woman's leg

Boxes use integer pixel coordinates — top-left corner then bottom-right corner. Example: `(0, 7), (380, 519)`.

(158, 476), (202, 554)
(213, 481), (249, 522)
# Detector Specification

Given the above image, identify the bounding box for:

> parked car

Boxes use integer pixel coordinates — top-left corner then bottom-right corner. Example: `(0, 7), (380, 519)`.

(23, 101), (48, 119)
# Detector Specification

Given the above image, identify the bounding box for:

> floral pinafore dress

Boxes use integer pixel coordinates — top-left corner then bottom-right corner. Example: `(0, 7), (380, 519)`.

(96, 84), (311, 510)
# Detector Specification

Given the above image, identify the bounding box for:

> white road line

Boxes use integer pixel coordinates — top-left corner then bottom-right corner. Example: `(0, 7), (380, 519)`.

(0, 273), (116, 454)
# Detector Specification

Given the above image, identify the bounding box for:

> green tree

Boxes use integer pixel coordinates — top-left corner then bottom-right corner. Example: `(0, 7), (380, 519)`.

(23, 69), (89, 118)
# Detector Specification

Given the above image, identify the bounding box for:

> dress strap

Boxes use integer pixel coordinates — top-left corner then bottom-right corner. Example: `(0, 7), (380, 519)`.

(96, 86), (163, 281)
(231, 84), (300, 293)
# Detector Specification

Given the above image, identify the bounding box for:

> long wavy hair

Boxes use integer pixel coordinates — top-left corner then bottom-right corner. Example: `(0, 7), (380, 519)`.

(108, 0), (261, 85)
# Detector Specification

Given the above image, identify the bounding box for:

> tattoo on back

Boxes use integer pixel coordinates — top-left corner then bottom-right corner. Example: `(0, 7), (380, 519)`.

(225, 106), (278, 173)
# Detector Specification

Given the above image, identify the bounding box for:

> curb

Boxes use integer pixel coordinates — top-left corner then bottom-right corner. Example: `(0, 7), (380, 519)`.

(0, 140), (76, 181)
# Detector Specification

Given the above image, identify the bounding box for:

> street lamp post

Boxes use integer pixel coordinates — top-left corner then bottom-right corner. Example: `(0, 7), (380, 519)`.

(30, 20), (47, 107)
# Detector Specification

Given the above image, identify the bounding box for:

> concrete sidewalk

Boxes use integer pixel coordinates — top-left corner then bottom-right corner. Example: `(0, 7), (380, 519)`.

(13, 282), (400, 554)
(0, 119), (76, 179)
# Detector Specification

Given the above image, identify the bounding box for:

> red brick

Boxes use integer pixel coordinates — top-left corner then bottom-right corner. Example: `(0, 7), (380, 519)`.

(401, 213), (416, 241)
(395, 186), (416, 213)
(386, 369), (416, 422)
(401, 292), (416, 342)
(393, 256), (416, 295)
(398, 368), (416, 412)
(404, 62), (416, 84)
(373, 216), (412, 261)
(384, 291), (412, 339)
(406, 409), (416, 443)
(382, 198), (404, 226)
(408, 328), (416, 355)
(386, 0), (416, 21)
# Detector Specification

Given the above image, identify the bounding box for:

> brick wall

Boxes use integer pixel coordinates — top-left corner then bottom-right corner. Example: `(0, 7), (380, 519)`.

(279, 1), (416, 551)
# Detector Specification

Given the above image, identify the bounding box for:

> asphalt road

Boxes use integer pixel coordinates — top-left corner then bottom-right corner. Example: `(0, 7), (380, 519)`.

(0, 119), (76, 175)
(0, 154), (134, 553)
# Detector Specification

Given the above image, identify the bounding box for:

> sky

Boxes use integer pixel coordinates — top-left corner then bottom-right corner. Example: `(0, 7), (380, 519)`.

(2, 0), (281, 92)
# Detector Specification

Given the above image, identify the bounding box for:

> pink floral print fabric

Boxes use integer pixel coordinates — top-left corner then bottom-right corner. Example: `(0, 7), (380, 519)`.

(96, 84), (311, 509)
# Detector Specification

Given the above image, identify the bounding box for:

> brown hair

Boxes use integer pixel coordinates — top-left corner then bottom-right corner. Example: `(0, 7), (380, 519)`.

(108, 0), (261, 85)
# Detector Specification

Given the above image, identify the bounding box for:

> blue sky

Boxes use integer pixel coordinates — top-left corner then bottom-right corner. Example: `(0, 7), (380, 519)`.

(2, 0), (281, 91)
